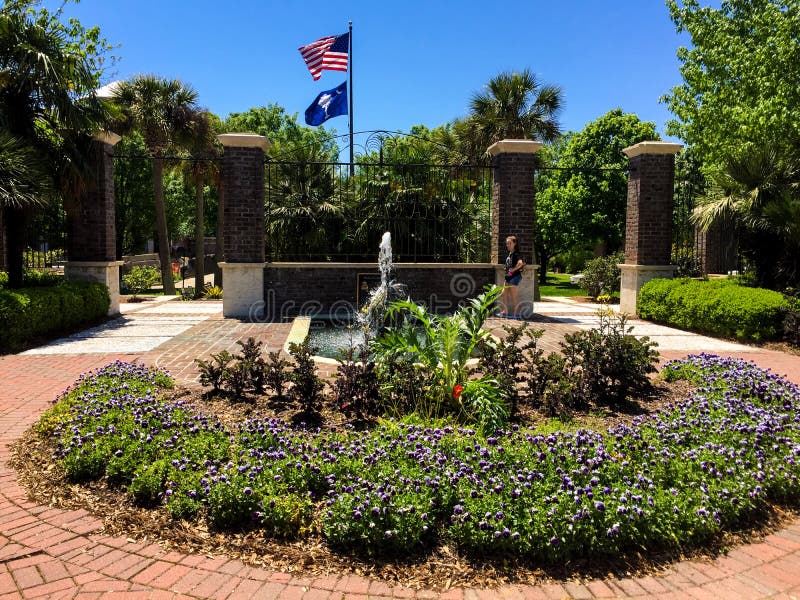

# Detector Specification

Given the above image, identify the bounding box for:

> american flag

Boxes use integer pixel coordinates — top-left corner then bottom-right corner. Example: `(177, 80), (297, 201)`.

(298, 32), (349, 81)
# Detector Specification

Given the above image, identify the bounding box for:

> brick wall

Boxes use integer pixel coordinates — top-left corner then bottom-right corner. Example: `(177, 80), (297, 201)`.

(66, 139), (116, 262)
(262, 264), (496, 321)
(492, 152), (536, 265)
(624, 153), (675, 265)
(223, 146), (265, 263)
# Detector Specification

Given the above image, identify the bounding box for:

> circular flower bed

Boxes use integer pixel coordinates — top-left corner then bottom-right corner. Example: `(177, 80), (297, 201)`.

(24, 355), (800, 569)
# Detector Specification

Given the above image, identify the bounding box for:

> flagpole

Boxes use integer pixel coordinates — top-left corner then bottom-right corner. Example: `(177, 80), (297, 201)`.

(348, 20), (354, 177)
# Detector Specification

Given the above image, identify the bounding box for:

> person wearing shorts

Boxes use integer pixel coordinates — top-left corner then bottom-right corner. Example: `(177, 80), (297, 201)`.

(500, 235), (524, 317)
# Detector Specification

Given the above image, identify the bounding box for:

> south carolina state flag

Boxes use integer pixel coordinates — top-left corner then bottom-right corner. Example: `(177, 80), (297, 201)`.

(304, 81), (348, 126)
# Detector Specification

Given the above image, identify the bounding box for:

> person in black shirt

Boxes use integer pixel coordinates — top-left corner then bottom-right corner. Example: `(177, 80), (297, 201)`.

(500, 235), (524, 317)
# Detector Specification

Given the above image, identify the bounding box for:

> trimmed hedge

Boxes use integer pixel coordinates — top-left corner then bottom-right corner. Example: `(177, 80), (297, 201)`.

(0, 282), (110, 353)
(637, 278), (788, 342)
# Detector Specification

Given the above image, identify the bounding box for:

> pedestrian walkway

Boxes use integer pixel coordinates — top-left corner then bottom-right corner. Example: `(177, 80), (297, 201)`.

(21, 299), (220, 356)
(1, 298), (800, 598)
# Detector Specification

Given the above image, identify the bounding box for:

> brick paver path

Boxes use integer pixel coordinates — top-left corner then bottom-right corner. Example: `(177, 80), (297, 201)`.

(142, 315), (293, 386)
(1, 304), (800, 598)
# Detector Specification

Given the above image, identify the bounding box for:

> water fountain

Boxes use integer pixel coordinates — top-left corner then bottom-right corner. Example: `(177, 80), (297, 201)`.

(358, 232), (408, 334)
(309, 232), (408, 358)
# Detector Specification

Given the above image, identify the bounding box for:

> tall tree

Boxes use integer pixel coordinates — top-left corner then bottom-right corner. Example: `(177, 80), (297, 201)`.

(663, 0), (800, 172)
(0, 2), (111, 287)
(535, 109), (659, 279)
(224, 104), (338, 158)
(113, 75), (199, 295)
(469, 69), (563, 145)
(181, 109), (220, 295)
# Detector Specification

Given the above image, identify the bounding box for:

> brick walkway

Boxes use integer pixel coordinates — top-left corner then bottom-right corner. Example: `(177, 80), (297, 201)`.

(142, 316), (293, 386)
(1, 306), (800, 598)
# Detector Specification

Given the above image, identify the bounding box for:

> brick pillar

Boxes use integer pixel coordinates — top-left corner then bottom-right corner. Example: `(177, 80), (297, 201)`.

(619, 141), (683, 315)
(64, 132), (124, 315)
(217, 133), (271, 318)
(486, 140), (542, 315)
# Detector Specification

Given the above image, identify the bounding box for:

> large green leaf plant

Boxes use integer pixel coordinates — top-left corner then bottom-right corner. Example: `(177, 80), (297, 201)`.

(372, 285), (507, 433)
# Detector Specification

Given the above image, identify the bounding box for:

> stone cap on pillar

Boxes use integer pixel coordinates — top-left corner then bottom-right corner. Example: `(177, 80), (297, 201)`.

(622, 141), (683, 158)
(217, 133), (272, 150)
(92, 131), (122, 146)
(486, 139), (543, 155)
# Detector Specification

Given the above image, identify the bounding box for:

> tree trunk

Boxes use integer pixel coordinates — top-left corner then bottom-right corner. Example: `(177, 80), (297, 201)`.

(194, 175), (205, 297)
(538, 250), (550, 285)
(152, 157), (175, 296)
(214, 179), (224, 288)
(5, 207), (26, 289)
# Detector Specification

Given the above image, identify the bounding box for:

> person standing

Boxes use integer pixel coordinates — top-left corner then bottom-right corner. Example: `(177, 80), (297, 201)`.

(500, 235), (524, 317)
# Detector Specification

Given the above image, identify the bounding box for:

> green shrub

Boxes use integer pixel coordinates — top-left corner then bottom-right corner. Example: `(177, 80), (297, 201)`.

(203, 285), (223, 299)
(559, 310), (659, 409)
(0, 269), (62, 289)
(288, 337), (326, 417)
(372, 286), (507, 433)
(129, 460), (168, 507)
(122, 265), (160, 300)
(333, 343), (381, 421)
(579, 253), (622, 297)
(552, 246), (594, 274)
(637, 278), (788, 342)
(0, 281), (110, 353)
(208, 477), (261, 529)
(195, 338), (269, 400)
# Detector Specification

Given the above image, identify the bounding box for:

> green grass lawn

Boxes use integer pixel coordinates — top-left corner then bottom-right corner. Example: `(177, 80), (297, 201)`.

(537, 273), (582, 297)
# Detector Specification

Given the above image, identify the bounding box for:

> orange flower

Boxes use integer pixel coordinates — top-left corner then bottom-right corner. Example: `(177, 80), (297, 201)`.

(453, 384), (464, 399)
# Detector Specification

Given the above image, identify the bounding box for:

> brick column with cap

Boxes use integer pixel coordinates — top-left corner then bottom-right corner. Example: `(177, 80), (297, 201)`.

(64, 132), (124, 315)
(619, 141), (683, 315)
(487, 139), (541, 314)
(217, 133), (271, 318)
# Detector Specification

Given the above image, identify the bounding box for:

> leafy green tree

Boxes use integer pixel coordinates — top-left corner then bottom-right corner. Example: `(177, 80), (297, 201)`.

(0, 133), (51, 211)
(112, 75), (199, 296)
(663, 0), (800, 171)
(534, 136), (576, 282)
(535, 109), (659, 279)
(0, 1), (111, 287)
(469, 69), (563, 146)
(224, 104), (338, 159)
(114, 133), (155, 257)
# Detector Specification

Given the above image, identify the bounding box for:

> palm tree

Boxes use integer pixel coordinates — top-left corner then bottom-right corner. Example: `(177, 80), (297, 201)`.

(0, 133), (52, 277)
(693, 144), (800, 288)
(265, 139), (344, 260)
(469, 69), (563, 145)
(0, 8), (109, 287)
(180, 109), (220, 296)
(112, 75), (199, 295)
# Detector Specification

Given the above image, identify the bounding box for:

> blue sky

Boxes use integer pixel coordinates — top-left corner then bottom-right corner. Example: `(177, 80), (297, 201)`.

(54, 1), (690, 141)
